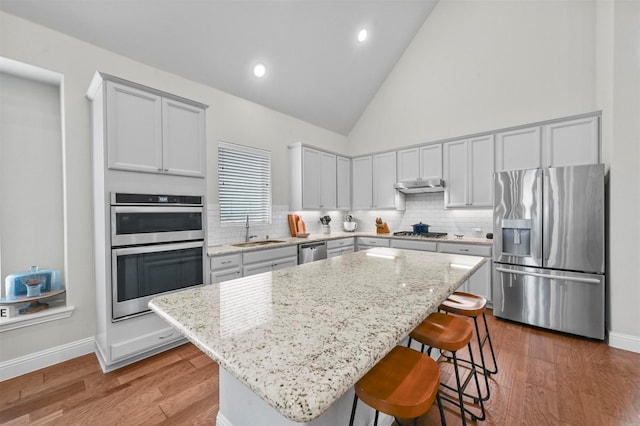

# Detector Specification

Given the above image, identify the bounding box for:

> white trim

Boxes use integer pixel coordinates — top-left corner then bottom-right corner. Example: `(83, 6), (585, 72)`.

(0, 305), (75, 333)
(608, 331), (640, 354)
(216, 412), (233, 426)
(0, 336), (94, 381)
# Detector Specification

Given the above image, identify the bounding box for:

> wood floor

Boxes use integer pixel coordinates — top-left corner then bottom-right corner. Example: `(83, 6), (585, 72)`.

(1, 311), (639, 425)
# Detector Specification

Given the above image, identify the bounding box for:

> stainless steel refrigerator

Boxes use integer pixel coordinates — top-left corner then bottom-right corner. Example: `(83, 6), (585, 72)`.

(493, 164), (605, 340)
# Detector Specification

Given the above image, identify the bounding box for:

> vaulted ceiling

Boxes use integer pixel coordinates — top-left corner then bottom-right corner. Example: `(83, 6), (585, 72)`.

(0, 0), (439, 135)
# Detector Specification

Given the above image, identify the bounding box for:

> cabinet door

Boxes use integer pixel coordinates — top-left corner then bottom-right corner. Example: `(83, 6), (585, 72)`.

(468, 135), (494, 207)
(543, 116), (599, 167)
(397, 147), (420, 182)
(495, 126), (542, 172)
(302, 147), (322, 209)
(420, 144), (443, 179)
(372, 152), (397, 209)
(336, 156), (351, 210)
(243, 261), (273, 277)
(162, 98), (206, 177)
(106, 82), (163, 173)
(443, 139), (469, 208)
(467, 259), (492, 302)
(271, 257), (297, 271)
(352, 156), (373, 209)
(319, 151), (337, 209)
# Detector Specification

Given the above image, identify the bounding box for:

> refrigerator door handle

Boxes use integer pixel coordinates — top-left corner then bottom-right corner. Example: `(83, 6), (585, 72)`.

(495, 267), (601, 284)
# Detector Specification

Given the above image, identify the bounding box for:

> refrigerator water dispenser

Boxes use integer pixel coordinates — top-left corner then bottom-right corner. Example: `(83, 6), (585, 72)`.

(501, 219), (531, 256)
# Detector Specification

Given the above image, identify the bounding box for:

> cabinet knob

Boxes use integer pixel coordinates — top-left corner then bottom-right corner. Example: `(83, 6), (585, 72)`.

(164, 168), (169, 172)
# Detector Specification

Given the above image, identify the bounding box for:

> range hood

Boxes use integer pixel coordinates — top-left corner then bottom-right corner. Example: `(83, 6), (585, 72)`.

(394, 178), (445, 194)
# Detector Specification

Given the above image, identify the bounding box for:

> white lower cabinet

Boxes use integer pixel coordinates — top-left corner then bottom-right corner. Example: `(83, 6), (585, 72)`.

(438, 243), (492, 303)
(389, 239), (437, 252)
(356, 237), (390, 251)
(327, 237), (355, 258)
(242, 246), (298, 277)
(210, 253), (242, 283)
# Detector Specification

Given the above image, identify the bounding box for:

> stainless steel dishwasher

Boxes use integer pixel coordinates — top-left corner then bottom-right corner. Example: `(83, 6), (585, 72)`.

(298, 241), (327, 264)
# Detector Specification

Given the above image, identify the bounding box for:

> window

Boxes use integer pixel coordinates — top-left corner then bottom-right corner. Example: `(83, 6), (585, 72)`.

(218, 141), (272, 224)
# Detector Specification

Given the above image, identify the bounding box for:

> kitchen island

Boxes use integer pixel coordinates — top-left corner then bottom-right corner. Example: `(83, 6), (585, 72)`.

(149, 247), (485, 425)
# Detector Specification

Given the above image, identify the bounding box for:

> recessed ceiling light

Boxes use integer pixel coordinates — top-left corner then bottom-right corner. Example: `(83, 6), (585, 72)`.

(357, 28), (368, 43)
(253, 63), (266, 78)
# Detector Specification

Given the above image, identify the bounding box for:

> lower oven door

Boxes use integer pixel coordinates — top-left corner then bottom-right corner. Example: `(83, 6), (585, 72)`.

(112, 241), (204, 320)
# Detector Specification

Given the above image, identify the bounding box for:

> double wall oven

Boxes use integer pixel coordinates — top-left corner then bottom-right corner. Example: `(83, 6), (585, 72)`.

(110, 193), (205, 320)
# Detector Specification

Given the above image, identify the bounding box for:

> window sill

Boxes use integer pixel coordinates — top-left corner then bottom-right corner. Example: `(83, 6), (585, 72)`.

(0, 305), (75, 333)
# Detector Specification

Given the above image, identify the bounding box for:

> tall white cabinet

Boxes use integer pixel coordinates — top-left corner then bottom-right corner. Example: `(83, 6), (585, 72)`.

(87, 72), (208, 372)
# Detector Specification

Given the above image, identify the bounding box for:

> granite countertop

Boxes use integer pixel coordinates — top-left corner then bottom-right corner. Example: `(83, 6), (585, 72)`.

(208, 231), (493, 256)
(149, 247), (486, 422)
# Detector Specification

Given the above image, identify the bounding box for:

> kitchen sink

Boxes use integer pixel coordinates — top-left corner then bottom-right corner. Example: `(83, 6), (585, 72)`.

(231, 240), (285, 248)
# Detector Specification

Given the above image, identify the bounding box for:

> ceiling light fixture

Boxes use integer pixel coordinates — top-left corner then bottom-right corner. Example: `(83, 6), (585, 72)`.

(357, 28), (368, 43)
(253, 63), (266, 78)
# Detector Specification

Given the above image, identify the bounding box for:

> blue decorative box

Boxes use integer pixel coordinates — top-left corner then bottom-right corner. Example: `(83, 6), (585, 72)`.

(4, 266), (62, 300)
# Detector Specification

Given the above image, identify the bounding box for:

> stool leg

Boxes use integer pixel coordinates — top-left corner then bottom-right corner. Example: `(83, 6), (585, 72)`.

(482, 312), (499, 375)
(436, 393), (447, 426)
(472, 316), (492, 402)
(466, 341), (486, 422)
(349, 394), (358, 426)
(451, 352), (468, 426)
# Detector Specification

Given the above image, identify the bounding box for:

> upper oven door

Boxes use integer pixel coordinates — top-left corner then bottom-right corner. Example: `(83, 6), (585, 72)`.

(111, 206), (204, 246)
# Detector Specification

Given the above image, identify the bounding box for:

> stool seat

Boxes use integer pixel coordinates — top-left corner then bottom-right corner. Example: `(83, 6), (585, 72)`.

(410, 312), (473, 352)
(439, 292), (486, 317)
(354, 346), (440, 420)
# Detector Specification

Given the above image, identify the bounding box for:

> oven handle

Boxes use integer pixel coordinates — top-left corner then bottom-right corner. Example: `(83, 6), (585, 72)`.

(112, 241), (204, 256)
(112, 206), (203, 214)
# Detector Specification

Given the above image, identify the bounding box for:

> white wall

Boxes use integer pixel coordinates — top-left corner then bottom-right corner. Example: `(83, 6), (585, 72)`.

(0, 11), (347, 362)
(348, 0), (640, 349)
(348, 0), (597, 155)
(598, 0), (640, 349)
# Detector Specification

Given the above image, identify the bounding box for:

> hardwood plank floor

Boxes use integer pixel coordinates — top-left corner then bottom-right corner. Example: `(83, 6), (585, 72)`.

(1, 310), (639, 425)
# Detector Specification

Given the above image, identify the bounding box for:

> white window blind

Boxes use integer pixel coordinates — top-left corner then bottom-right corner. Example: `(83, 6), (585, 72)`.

(218, 142), (272, 224)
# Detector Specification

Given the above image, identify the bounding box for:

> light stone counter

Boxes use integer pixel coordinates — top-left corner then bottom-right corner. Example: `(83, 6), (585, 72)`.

(207, 231), (492, 256)
(149, 247), (485, 424)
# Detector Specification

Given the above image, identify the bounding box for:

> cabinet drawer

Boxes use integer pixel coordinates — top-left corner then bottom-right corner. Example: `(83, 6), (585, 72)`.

(390, 239), (437, 252)
(357, 237), (390, 248)
(243, 246), (297, 264)
(110, 326), (183, 362)
(438, 243), (492, 257)
(210, 253), (241, 270)
(210, 267), (242, 284)
(327, 237), (355, 250)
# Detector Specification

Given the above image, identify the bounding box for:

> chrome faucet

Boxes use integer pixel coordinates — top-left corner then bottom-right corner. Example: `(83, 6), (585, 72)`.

(245, 215), (257, 242)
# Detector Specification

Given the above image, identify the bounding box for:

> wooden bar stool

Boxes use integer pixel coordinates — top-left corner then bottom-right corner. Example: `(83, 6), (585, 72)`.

(408, 312), (485, 426)
(440, 291), (499, 402)
(349, 346), (446, 426)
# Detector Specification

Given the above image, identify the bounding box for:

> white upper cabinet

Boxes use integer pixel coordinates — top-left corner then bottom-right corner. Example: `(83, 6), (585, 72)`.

(495, 126), (542, 172)
(542, 116), (599, 167)
(351, 155), (373, 210)
(291, 145), (337, 210)
(495, 114), (600, 172)
(106, 82), (163, 174)
(373, 151), (404, 209)
(105, 80), (206, 177)
(161, 98), (207, 177)
(444, 135), (494, 208)
(336, 155), (351, 210)
(397, 144), (442, 182)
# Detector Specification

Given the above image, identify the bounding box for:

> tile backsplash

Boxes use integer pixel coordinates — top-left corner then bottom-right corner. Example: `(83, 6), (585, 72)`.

(208, 192), (493, 245)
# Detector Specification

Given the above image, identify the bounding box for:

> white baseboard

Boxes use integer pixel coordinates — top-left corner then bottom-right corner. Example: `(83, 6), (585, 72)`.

(608, 331), (640, 354)
(216, 411), (233, 426)
(0, 336), (95, 381)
